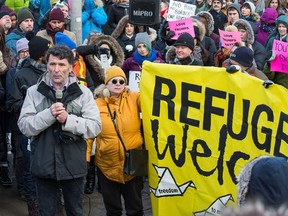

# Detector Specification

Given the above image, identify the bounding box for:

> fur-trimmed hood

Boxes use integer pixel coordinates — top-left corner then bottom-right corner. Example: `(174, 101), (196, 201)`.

(93, 83), (131, 99)
(237, 155), (288, 208)
(111, 15), (131, 39)
(237, 155), (270, 206)
(233, 19), (255, 44)
(196, 11), (215, 36)
(165, 46), (177, 63)
(85, 35), (124, 82)
(191, 17), (206, 41)
(111, 15), (157, 42)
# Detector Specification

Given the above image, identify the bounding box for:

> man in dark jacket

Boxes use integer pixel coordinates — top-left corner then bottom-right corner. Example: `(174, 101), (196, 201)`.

(166, 33), (201, 65)
(6, 31), (52, 216)
(18, 45), (102, 216)
(209, 0), (228, 35)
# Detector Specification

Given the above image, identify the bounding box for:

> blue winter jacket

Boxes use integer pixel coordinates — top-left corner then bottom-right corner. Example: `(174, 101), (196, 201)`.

(82, 0), (107, 42)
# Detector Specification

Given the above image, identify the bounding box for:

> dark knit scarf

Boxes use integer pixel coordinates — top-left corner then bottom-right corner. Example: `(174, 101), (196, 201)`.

(29, 58), (47, 73)
(46, 23), (65, 44)
(260, 22), (276, 34)
(241, 15), (254, 22)
(174, 53), (196, 65)
(133, 48), (157, 66)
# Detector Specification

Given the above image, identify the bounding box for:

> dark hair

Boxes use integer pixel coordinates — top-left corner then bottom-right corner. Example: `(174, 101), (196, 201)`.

(0, 26), (9, 55)
(47, 45), (74, 65)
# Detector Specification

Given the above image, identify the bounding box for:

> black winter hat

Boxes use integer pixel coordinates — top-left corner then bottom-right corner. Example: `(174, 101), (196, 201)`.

(230, 46), (253, 67)
(0, 11), (9, 20)
(26, 31), (52, 60)
(174, 33), (194, 50)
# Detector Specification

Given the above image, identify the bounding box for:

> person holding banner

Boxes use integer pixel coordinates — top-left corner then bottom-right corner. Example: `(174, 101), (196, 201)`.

(122, 32), (164, 84)
(91, 66), (144, 216)
(227, 46), (268, 80)
(166, 32), (202, 66)
(263, 14), (288, 88)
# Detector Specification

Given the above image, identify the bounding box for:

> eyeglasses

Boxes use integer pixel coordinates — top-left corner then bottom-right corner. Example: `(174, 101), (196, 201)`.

(111, 79), (125, 85)
(19, 50), (29, 55)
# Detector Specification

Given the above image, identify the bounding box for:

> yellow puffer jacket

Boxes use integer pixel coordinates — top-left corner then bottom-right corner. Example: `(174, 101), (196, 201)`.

(87, 86), (142, 183)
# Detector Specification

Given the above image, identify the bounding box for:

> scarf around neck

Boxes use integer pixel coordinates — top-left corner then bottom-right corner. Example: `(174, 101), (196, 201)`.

(46, 23), (65, 44)
(133, 48), (157, 66)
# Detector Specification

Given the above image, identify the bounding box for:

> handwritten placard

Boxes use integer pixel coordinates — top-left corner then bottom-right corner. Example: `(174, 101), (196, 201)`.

(219, 29), (241, 49)
(168, 18), (195, 40)
(271, 39), (288, 73)
(167, 0), (196, 21)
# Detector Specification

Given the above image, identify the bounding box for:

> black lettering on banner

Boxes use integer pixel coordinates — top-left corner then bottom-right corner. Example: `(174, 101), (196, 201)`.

(274, 112), (288, 159)
(189, 125), (228, 185)
(189, 139), (215, 176)
(203, 88), (226, 131)
(216, 124), (227, 185)
(153, 76), (176, 120)
(180, 82), (201, 127)
(251, 104), (273, 152)
(227, 152), (250, 184)
(151, 119), (187, 167)
(227, 94), (250, 140)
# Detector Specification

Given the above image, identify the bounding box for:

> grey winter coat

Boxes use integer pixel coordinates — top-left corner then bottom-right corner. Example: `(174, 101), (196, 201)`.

(18, 72), (102, 180)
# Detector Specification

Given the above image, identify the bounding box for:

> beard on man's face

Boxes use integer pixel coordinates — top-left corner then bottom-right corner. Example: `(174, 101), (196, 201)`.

(53, 27), (61, 32)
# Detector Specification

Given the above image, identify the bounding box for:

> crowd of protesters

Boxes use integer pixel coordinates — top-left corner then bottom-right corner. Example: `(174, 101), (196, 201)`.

(0, 0), (288, 215)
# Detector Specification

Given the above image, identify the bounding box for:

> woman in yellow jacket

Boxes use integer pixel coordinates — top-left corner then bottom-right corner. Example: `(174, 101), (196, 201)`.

(87, 66), (144, 216)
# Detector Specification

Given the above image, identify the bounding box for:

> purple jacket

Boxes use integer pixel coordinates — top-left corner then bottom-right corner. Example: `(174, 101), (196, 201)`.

(122, 50), (165, 75)
(256, 8), (278, 46)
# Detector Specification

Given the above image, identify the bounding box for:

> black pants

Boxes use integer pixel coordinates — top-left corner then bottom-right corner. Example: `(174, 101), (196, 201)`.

(98, 170), (144, 216)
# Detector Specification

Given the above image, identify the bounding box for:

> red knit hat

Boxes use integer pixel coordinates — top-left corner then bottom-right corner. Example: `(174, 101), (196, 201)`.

(49, 8), (64, 22)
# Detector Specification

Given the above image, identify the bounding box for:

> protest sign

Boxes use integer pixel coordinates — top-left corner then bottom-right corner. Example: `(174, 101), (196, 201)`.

(140, 61), (288, 216)
(167, 0), (196, 21)
(219, 29), (241, 49)
(168, 18), (195, 40)
(128, 70), (141, 92)
(271, 39), (288, 73)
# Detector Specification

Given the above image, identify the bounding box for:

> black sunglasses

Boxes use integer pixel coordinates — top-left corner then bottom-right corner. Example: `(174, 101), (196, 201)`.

(111, 79), (125, 85)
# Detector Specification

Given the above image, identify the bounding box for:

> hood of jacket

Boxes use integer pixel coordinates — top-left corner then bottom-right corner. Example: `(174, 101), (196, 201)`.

(191, 17), (206, 41)
(112, 15), (157, 42)
(237, 155), (288, 208)
(196, 11), (215, 36)
(165, 46), (177, 63)
(233, 19), (255, 44)
(260, 8), (278, 24)
(111, 15), (139, 39)
(93, 83), (131, 99)
(85, 35), (125, 82)
(276, 14), (288, 29)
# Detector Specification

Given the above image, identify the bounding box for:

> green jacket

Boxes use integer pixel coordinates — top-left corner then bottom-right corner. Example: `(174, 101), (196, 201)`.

(263, 63), (288, 89)
(5, 0), (29, 13)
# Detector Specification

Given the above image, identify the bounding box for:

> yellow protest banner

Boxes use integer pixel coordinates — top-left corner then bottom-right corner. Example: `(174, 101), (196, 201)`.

(140, 61), (288, 216)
